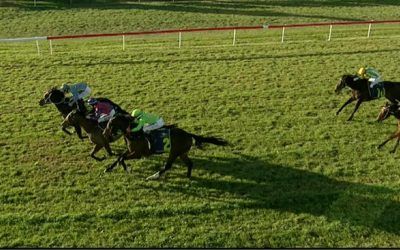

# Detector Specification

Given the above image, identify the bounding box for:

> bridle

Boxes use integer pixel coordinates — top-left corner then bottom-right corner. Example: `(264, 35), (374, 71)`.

(42, 90), (66, 105)
(335, 77), (347, 93)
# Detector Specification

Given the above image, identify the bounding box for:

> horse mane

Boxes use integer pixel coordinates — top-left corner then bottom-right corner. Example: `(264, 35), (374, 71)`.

(69, 110), (98, 126)
(342, 74), (357, 81)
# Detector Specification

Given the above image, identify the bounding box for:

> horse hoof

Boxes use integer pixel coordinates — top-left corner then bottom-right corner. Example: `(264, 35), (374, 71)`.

(104, 168), (113, 173)
(146, 172), (160, 180)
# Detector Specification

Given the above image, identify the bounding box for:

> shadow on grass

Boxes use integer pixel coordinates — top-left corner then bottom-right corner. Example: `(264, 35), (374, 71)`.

(5, 0), (396, 22)
(160, 152), (399, 235)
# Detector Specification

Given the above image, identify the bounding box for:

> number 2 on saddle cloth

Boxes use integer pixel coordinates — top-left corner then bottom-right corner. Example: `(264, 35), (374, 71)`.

(148, 128), (171, 154)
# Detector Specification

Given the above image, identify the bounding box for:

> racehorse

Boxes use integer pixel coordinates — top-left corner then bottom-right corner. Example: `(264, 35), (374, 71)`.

(376, 102), (400, 153)
(39, 87), (85, 139)
(39, 87), (129, 139)
(334, 74), (400, 121)
(103, 114), (228, 180)
(62, 110), (123, 161)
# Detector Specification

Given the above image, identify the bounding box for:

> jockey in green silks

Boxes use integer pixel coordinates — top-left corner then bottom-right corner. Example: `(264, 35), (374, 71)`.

(357, 66), (382, 89)
(129, 109), (165, 133)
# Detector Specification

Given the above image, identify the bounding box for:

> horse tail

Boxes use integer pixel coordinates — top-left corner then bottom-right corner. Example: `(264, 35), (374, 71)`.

(188, 133), (228, 148)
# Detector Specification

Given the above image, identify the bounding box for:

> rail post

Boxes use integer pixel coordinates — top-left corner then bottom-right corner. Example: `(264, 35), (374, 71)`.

(281, 27), (285, 43)
(122, 35), (125, 51)
(49, 40), (53, 55)
(36, 40), (40, 55)
(367, 23), (372, 38)
(328, 25), (332, 41)
(178, 32), (182, 48)
(233, 29), (236, 46)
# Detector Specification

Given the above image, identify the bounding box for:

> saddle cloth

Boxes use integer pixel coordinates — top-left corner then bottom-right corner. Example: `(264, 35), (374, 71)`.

(146, 128), (171, 154)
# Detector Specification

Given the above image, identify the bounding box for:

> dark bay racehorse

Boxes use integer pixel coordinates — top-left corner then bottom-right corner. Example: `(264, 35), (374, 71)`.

(39, 87), (85, 139)
(335, 74), (400, 121)
(103, 115), (228, 180)
(39, 87), (129, 139)
(376, 102), (400, 153)
(62, 111), (123, 161)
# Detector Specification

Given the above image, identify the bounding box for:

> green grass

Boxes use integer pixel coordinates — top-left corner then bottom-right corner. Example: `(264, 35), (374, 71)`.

(2, 0), (400, 37)
(2, 0), (400, 248)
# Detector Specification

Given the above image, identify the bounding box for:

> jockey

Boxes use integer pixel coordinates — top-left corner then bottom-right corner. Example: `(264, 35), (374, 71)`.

(60, 82), (91, 112)
(357, 66), (382, 89)
(129, 109), (165, 133)
(87, 98), (116, 124)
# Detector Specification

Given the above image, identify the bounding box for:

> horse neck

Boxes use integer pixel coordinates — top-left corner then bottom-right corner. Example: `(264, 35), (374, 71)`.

(115, 116), (134, 135)
(55, 102), (73, 117)
(346, 78), (365, 91)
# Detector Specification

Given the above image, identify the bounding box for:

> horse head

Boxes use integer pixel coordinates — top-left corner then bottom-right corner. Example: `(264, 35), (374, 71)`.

(335, 74), (355, 94)
(39, 87), (65, 106)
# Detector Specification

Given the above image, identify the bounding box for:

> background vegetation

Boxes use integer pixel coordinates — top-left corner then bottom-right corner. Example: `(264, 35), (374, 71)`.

(1, 0), (400, 247)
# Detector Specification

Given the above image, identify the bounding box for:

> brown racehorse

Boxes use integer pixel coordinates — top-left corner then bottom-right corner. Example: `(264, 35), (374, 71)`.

(376, 102), (400, 153)
(39, 87), (129, 139)
(335, 74), (400, 121)
(103, 114), (228, 180)
(62, 111), (123, 161)
(39, 87), (85, 139)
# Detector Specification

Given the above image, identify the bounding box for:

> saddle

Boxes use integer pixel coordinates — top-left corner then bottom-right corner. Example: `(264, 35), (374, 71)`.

(369, 82), (385, 99)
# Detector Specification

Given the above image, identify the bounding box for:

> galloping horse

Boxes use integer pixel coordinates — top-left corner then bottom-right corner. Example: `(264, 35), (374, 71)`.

(376, 102), (400, 153)
(39, 87), (85, 139)
(39, 87), (129, 139)
(103, 114), (228, 180)
(334, 74), (400, 121)
(62, 111), (123, 161)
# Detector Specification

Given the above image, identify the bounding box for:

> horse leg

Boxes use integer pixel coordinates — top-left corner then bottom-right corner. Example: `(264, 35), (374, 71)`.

(146, 154), (178, 180)
(180, 153), (194, 179)
(390, 134), (400, 153)
(90, 144), (105, 161)
(74, 125), (87, 140)
(347, 99), (363, 121)
(336, 97), (355, 116)
(62, 126), (73, 135)
(378, 133), (398, 149)
(105, 153), (125, 172)
(104, 143), (114, 157)
(119, 157), (130, 173)
(105, 149), (141, 173)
